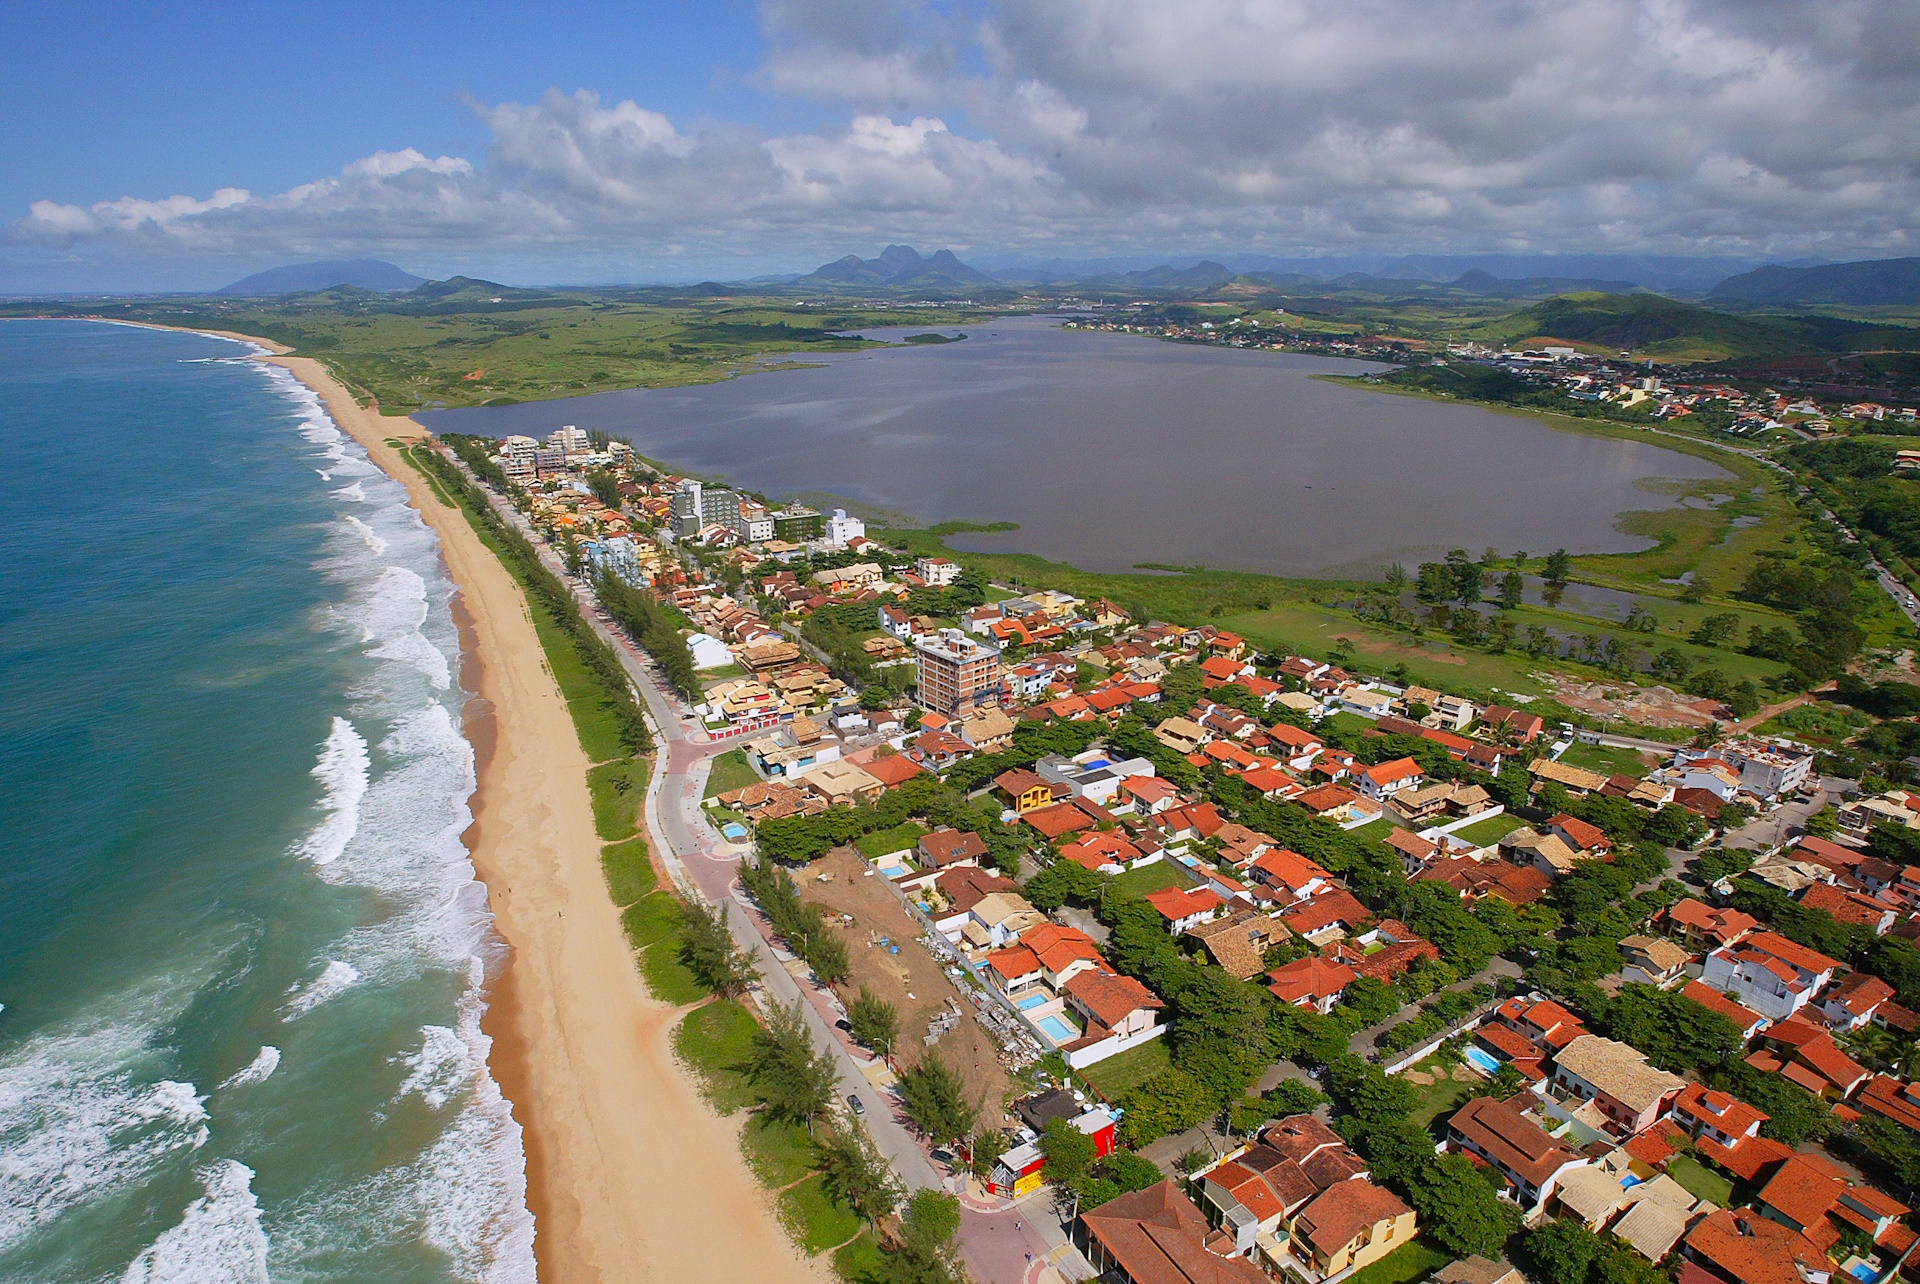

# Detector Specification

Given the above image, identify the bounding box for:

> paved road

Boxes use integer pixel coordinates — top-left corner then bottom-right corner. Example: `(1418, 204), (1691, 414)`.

(1345, 958), (1521, 1058)
(446, 453), (946, 1200)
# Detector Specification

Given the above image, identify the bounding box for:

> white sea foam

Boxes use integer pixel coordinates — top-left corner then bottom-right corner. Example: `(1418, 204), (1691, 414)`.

(397, 1026), (471, 1110)
(356, 566), (452, 691)
(332, 481), (367, 502)
(217, 1047), (279, 1092)
(343, 515), (387, 556)
(121, 1160), (270, 1284)
(280, 960), (359, 1021)
(295, 718), (368, 867)
(0, 1020), (211, 1254)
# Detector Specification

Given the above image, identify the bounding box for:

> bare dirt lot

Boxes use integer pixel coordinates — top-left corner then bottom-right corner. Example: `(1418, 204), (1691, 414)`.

(800, 846), (1010, 1130)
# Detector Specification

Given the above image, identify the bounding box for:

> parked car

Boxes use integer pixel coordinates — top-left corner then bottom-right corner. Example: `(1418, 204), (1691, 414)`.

(847, 1095), (865, 1116)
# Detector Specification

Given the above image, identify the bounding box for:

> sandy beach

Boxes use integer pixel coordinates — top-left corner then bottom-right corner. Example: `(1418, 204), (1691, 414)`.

(248, 345), (823, 1284)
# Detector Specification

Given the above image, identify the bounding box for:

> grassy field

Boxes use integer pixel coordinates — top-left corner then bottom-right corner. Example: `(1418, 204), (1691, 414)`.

(778, 1175), (863, 1255)
(704, 748), (761, 799)
(1556, 741), (1657, 779)
(1404, 1055), (1481, 1128)
(673, 998), (763, 1113)
(36, 290), (979, 412)
(1449, 813), (1526, 847)
(1080, 1036), (1173, 1101)
(1108, 860), (1198, 900)
(588, 756), (649, 840)
(1344, 1239), (1451, 1284)
(1667, 1153), (1735, 1207)
(600, 834), (657, 906)
(853, 821), (927, 861)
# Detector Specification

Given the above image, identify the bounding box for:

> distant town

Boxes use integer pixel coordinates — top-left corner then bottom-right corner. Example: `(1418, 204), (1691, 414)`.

(418, 420), (1920, 1284)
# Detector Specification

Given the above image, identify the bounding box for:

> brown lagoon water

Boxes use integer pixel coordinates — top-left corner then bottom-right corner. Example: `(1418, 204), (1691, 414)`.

(418, 316), (1730, 578)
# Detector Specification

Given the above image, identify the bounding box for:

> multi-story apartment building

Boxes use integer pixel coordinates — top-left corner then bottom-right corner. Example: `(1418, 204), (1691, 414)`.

(771, 505), (824, 542)
(914, 628), (1003, 716)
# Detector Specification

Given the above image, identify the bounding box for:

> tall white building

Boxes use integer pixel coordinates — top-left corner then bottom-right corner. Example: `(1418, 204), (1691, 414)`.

(499, 435), (538, 485)
(827, 508), (865, 547)
(549, 425), (592, 459)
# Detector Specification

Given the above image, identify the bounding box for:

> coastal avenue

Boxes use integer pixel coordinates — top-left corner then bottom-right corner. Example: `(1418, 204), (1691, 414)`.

(459, 464), (946, 1191)
(461, 462), (1093, 1284)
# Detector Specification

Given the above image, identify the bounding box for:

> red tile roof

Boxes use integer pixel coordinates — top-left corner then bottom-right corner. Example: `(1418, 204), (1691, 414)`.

(1684, 1208), (1831, 1284)
(1080, 1182), (1267, 1284)
(1266, 957), (1356, 1005)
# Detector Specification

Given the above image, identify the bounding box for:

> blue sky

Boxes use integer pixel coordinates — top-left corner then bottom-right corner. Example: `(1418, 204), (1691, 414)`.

(5, 1), (1917, 291)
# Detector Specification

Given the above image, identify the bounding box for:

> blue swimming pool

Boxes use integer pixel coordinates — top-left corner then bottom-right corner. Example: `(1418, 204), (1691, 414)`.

(1850, 1263), (1878, 1282)
(1461, 1046), (1502, 1076)
(721, 822), (749, 841)
(1038, 1015), (1079, 1042)
(1015, 992), (1050, 1011)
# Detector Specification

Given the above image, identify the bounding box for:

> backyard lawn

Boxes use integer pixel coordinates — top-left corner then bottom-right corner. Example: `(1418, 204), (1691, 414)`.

(1080, 1036), (1172, 1102)
(854, 821), (927, 861)
(1108, 860), (1198, 900)
(1403, 1054), (1484, 1128)
(1557, 740), (1657, 780)
(1344, 1239), (1451, 1284)
(703, 748), (761, 799)
(1449, 813), (1526, 847)
(1667, 1153), (1735, 1208)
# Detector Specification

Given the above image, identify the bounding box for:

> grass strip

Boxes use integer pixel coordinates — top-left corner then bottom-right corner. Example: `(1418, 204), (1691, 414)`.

(600, 834), (657, 907)
(588, 756), (648, 841)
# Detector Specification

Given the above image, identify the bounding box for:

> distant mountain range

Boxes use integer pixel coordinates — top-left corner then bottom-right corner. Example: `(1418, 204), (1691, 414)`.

(1707, 256), (1920, 306)
(219, 259), (426, 295)
(796, 245), (997, 290)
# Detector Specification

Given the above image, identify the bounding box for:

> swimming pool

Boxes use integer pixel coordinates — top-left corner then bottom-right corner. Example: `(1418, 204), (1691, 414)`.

(1460, 1046), (1502, 1076)
(1015, 992), (1050, 1011)
(1038, 1015), (1079, 1043)
(1849, 1263), (1878, 1282)
(721, 822), (749, 841)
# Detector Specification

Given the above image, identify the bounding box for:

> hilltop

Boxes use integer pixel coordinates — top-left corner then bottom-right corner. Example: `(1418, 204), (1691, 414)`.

(1470, 291), (1920, 361)
(218, 259), (425, 296)
(1707, 256), (1920, 307)
(796, 245), (997, 292)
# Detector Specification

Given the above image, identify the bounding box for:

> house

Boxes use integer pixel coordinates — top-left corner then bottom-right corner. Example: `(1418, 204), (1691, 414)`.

(1059, 830), (1148, 874)
(1528, 758), (1610, 796)
(1682, 1207), (1834, 1284)
(1550, 1035), (1685, 1137)
(1292, 784), (1383, 828)
(1446, 1094), (1589, 1216)
(1278, 889), (1373, 944)
(1328, 922), (1440, 983)
(1670, 1083), (1768, 1167)
(1266, 957), (1357, 1014)
(1078, 1182), (1267, 1284)
(1681, 980), (1769, 1040)
(1699, 932), (1840, 1022)
(917, 828), (988, 872)
(1338, 688), (1396, 719)
(1859, 1074), (1920, 1134)
(957, 706), (1017, 751)
(1144, 885), (1227, 936)
(1482, 705), (1545, 743)
(1500, 827), (1589, 879)
(1745, 1016), (1870, 1100)
(1355, 757), (1423, 801)
(1119, 774), (1183, 815)
(1154, 716), (1211, 755)
(861, 752), (925, 790)
(1023, 923), (1111, 989)
(1662, 899), (1759, 951)
(1547, 813), (1613, 857)
(1618, 935), (1693, 988)
(1189, 912), (1290, 980)
(926, 866), (1020, 942)
(1432, 1260), (1524, 1284)
(1821, 971), (1895, 1031)
(993, 768), (1058, 816)
(1800, 883), (1899, 935)
(1288, 1179), (1416, 1280)
(1383, 828), (1439, 872)
(1060, 970), (1167, 1069)
(1755, 1152), (1913, 1263)
(1022, 797), (1108, 842)
(1245, 849), (1331, 904)
(796, 759), (885, 806)
(1494, 997), (1588, 1052)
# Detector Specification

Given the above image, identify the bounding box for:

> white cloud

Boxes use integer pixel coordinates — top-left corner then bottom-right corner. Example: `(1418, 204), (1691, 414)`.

(10, 0), (1920, 281)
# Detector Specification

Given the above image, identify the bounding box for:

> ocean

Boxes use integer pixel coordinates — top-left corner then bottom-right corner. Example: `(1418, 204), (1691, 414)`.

(0, 321), (534, 1282)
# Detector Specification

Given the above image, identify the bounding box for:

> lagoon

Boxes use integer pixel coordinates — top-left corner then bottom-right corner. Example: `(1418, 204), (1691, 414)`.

(419, 317), (1729, 578)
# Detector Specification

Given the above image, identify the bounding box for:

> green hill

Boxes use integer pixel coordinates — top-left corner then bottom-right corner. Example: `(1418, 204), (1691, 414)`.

(1473, 292), (1920, 360)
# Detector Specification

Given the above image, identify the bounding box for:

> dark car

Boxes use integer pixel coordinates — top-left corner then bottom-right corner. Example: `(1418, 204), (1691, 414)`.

(848, 1095), (865, 1116)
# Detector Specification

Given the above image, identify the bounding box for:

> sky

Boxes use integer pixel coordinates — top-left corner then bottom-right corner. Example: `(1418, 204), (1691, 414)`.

(5, 0), (1918, 292)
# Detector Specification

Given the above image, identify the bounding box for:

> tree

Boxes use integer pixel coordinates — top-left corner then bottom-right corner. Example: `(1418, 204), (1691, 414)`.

(1409, 1153), (1521, 1258)
(883, 1190), (966, 1284)
(1498, 570), (1525, 610)
(849, 988), (901, 1058)
(1543, 548), (1573, 588)
(898, 1054), (976, 1147)
(746, 1001), (838, 1131)
(1520, 1218), (1604, 1283)
(678, 900), (760, 997)
(1040, 1117), (1097, 1190)
(818, 1119), (904, 1230)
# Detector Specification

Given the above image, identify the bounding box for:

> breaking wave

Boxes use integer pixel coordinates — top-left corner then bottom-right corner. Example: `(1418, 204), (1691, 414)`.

(121, 1160), (269, 1284)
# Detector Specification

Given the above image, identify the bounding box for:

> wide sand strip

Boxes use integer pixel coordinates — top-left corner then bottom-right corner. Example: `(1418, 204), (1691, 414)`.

(263, 352), (822, 1284)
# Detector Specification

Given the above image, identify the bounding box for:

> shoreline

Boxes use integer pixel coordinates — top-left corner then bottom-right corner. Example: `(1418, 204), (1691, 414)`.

(176, 329), (822, 1284)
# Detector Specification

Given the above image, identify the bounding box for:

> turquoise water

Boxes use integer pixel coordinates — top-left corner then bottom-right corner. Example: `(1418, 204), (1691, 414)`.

(0, 321), (532, 1282)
